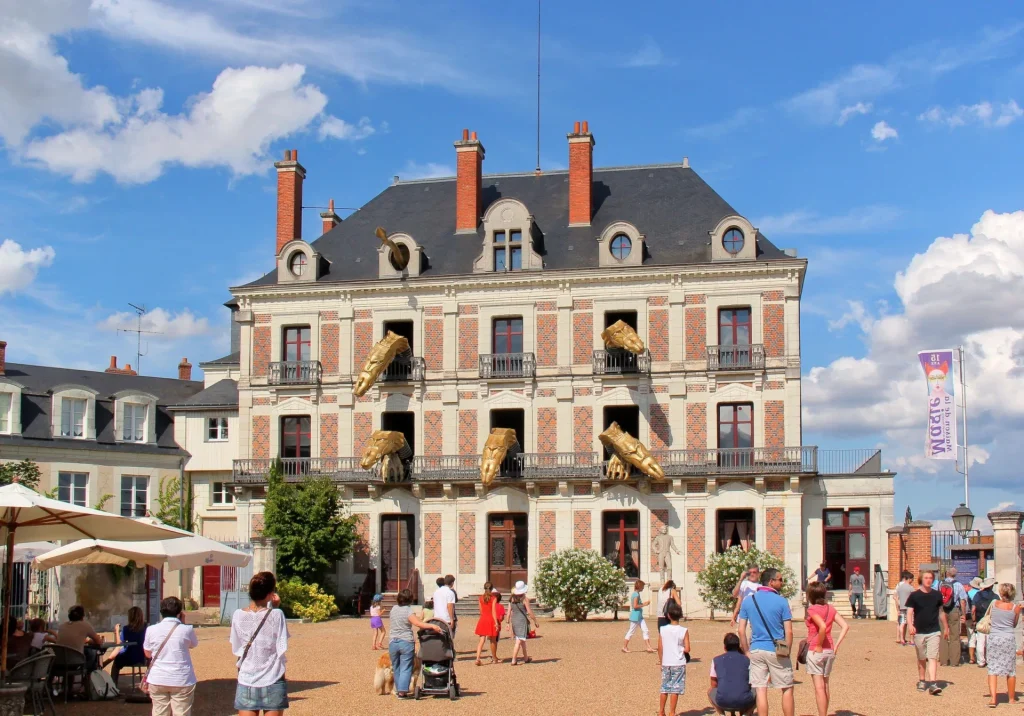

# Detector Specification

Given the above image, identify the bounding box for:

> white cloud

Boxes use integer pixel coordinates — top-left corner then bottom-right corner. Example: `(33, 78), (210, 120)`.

(804, 210), (1024, 487)
(318, 116), (376, 141)
(755, 204), (901, 236)
(684, 108), (759, 140)
(622, 38), (671, 68)
(871, 120), (898, 142)
(837, 102), (873, 125)
(99, 307), (212, 339)
(0, 239), (56, 295)
(918, 100), (1023, 129)
(22, 64), (328, 183)
(828, 300), (876, 334)
(397, 161), (454, 181)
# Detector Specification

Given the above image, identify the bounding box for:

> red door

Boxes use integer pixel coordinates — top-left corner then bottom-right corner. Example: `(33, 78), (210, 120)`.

(202, 566), (221, 607)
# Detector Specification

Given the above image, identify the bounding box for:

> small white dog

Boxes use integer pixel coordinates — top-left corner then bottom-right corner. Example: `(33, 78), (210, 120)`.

(374, 652), (421, 696)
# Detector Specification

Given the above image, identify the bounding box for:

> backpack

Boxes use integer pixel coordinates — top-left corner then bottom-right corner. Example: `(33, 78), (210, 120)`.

(88, 669), (120, 700)
(939, 581), (957, 612)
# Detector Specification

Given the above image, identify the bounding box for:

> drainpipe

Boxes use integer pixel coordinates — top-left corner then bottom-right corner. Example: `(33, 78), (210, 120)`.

(178, 457), (186, 601)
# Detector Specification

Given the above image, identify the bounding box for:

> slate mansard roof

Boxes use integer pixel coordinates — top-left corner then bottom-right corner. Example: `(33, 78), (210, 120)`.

(0, 363), (204, 457)
(167, 379), (239, 411)
(243, 163), (789, 288)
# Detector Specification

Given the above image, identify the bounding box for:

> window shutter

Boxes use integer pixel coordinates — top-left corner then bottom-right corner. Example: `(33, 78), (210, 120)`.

(114, 400), (124, 441)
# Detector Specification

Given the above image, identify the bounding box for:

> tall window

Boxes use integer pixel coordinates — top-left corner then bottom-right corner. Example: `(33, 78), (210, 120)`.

(58, 472), (87, 507)
(602, 511), (640, 578)
(493, 230), (523, 271)
(0, 393), (9, 433)
(60, 398), (86, 438)
(283, 326), (311, 362)
(123, 403), (146, 442)
(208, 417), (229, 441)
(718, 404), (753, 449)
(120, 476), (148, 517)
(718, 308), (751, 347)
(212, 482), (234, 505)
(492, 318), (523, 354)
(280, 416), (311, 459)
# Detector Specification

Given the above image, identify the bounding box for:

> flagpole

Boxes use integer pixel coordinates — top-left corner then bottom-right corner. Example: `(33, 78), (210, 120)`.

(959, 344), (969, 507)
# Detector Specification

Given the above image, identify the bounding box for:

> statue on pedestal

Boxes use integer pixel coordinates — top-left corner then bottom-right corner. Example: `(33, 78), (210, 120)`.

(651, 525), (680, 583)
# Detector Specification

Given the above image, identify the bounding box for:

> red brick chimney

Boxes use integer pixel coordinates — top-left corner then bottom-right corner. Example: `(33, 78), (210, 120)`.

(568, 121), (595, 226)
(274, 149), (305, 256)
(105, 356), (138, 376)
(454, 129), (484, 233)
(0, 340), (6, 376)
(320, 198), (341, 235)
(178, 357), (193, 381)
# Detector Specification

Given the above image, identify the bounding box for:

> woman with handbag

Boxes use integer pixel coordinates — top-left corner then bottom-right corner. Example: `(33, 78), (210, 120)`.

(804, 582), (850, 716)
(980, 583), (1020, 708)
(142, 597), (200, 716)
(656, 580), (681, 634)
(230, 572), (289, 715)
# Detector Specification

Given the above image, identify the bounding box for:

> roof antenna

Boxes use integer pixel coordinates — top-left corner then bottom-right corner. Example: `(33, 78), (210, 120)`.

(117, 303), (162, 374)
(535, 0), (541, 173)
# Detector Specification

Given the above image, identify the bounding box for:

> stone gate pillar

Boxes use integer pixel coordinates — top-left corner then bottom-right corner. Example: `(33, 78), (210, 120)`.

(988, 511), (1024, 597)
(251, 537), (279, 576)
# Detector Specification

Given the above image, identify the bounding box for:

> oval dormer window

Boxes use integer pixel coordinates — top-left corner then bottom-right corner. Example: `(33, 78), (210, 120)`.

(723, 228), (745, 255)
(388, 243), (411, 271)
(289, 252), (308, 276)
(610, 233), (632, 260)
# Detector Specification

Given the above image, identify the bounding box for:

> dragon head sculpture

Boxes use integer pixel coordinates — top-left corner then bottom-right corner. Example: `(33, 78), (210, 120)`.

(598, 421), (665, 481)
(480, 428), (521, 486)
(353, 330), (410, 397)
(360, 429), (412, 482)
(376, 226), (410, 271)
(601, 320), (645, 355)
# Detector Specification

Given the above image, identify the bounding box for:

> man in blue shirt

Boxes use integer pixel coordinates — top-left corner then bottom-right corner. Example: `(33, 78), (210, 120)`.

(738, 568), (794, 716)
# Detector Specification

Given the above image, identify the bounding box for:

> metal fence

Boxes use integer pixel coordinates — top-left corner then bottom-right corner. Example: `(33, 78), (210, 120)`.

(268, 360), (322, 386)
(816, 449), (882, 474)
(707, 344), (766, 371)
(218, 542), (255, 623)
(932, 529), (983, 572)
(592, 349), (651, 375)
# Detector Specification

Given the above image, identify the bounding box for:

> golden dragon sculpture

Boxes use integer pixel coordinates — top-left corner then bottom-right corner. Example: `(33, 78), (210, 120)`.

(376, 226), (409, 271)
(480, 428), (521, 486)
(353, 330), (411, 397)
(360, 430), (413, 482)
(601, 320), (645, 354)
(599, 421), (665, 481)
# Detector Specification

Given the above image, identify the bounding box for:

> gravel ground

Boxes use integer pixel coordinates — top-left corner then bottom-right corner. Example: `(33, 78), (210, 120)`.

(65, 617), (1015, 715)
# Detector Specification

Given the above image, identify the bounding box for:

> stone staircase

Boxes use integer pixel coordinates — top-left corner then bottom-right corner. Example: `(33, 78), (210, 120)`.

(828, 590), (876, 619)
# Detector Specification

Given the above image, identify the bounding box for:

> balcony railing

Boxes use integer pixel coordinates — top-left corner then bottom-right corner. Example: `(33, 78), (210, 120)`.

(412, 455), (480, 481)
(648, 446), (817, 476)
(478, 352), (536, 379)
(592, 349), (651, 375)
(268, 360), (322, 386)
(817, 449), (882, 474)
(232, 457), (362, 482)
(707, 344), (765, 371)
(381, 355), (425, 382)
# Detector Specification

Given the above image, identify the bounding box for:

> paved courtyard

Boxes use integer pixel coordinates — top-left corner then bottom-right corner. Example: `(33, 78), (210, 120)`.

(68, 616), (1014, 715)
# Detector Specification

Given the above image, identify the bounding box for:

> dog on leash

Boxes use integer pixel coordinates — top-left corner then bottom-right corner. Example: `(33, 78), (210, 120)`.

(374, 652), (421, 696)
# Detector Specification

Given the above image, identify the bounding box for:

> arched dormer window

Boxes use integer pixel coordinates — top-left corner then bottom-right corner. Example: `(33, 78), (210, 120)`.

(0, 378), (23, 435)
(710, 215), (758, 262)
(597, 221), (645, 268)
(377, 233), (424, 279)
(474, 199), (543, 273)
(276, 240), (321, 283)
(113, 390), (159, 444)
(51, 385), (99, 440)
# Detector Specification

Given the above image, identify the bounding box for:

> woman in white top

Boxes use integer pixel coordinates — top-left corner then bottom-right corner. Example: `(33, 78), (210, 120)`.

(142, 596), (200, 716)
(656, 580), (681, 633)
(230, 572), (289, 716)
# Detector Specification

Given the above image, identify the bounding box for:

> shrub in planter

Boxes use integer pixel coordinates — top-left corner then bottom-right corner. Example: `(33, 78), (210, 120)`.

(534, 548), (628, 621)
(276, 578), (339, 623)
(696, 546), (797, 614)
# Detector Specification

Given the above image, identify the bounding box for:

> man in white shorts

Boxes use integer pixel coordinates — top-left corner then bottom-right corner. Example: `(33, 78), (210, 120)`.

(737, 568), (794, 716)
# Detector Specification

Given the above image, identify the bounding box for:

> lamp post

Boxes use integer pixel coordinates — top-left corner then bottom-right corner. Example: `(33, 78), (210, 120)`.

(952, 503), (975, 538)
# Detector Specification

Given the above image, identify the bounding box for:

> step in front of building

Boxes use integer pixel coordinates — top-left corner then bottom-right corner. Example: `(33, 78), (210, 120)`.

(828, 590), (876, 619)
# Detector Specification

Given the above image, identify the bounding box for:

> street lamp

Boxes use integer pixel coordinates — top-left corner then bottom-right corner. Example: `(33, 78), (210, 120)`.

(951, 503), (975, 538)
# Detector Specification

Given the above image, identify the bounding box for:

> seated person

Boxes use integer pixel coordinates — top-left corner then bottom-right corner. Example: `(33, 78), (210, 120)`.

(28, 618), (57, 650)
(5, 617), (34, 667)
(55, 605), (104, 670)
(708, 632), (756, 716)
(103, 606), (148, 686)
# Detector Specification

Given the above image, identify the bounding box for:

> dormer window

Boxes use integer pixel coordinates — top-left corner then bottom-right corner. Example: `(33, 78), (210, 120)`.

(61, 398), (86, 438)
(113, 390), (158, 444)
(289, 252), (308, 277)
(596, 222), (644, 267)
(0, 393), (10, 434)
(475, 199), (542, 273)
(610, 234), (632, 260)
(710, 216), (758, 262)
(493, 230), (523, 272)
(123, 403), (146, 442)
(723, 228), (745, 254)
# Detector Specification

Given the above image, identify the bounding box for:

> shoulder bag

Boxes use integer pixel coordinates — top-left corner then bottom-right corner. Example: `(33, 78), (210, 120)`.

(750, 594), (791, 658)
(975, 599), (996, 635)
(139, 622), (180, 695)
(238, 607), (275, 670)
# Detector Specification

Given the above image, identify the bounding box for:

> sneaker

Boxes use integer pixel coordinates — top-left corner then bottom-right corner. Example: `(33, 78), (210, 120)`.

(917, 681), (927, 691)
(928, 683), (943, 695)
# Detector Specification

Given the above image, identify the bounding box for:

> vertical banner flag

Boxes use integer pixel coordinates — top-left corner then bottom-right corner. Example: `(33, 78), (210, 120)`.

(918, 349), (957, 460)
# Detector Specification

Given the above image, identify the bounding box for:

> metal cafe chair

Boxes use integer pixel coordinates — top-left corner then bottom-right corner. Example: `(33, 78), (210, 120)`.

(8, 647), (57, 716)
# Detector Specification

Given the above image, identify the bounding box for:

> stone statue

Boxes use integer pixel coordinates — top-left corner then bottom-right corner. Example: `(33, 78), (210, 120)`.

(353, 330), (410, 397)
(599, 421), (665, 481)
(651, 525), (680, 583)
(480, 428), (521, 485)
(376, 226), (409, 270)
(360, 430), (413, 482)
(600, 319), (645, 354)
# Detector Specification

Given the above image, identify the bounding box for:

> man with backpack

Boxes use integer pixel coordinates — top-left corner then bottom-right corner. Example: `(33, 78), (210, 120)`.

(937, 567), (969, 667)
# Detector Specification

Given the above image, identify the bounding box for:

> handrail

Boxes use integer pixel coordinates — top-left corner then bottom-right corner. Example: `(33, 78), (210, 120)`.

(478, 352), (536, 379)
(707, 344), (765, 371)
(649, 446), (817, 476)
(592, 349), (651, 375)
(268, 360), (322, 385)
(381, 355), (425, 382)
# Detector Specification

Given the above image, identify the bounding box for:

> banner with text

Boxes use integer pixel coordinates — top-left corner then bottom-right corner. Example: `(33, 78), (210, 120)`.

(919, 349), (957, 460)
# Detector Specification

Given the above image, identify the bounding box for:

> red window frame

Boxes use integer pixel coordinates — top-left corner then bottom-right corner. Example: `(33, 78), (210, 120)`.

(283, 326), (311, 362)
(280, 416), (311, 458)
(492, 317), (523, 354)
(602, 511), (640, 577)
(718, 307), (752, 347)
(718, 403), (753, 449)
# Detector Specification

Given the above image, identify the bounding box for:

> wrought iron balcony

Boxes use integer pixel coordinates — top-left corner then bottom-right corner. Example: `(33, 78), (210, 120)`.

(232, 457), (362, 483)
(518, 452), (602, 479)
(268, 360), (322, 386)
(381, 355), (425, 382)
(410, 452), (602, 481)
(412, 455), (480, 481)
(478, 352), (536, 379)
(592, 349), (651, 375)
(707, 344), (765, 371)
(648, 446), (817, 477)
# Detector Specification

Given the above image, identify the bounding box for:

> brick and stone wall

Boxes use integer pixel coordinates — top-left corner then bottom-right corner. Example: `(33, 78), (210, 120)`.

(252, 320), (271, 377)
(252, 415), (269, 458)
(539, 511), (557, 558)
(458, 305), (478, 371)
(353, 318), (372, 368)
(320, 319), (339, 374)
(766, 507), (785, 558)
(762, 291), (785, 357)
(687, 509), (705, 572)
(686, 403), (707, 450)
(684, 295), (706, 361)
(536, 311), (558, 367)
(319, 414), (337, 456)
(423, 411), (443, 455)
(648, 297), (669, 361)
(572, 300), (593, 364)
(458, 513), (476, 572)
(765, 400), (785, 448)
(537, 407), (557, 453)
(458, 410), (477, 455)
(353, 413), (372, 453)
(573, 406), (593, 453)
(649, 403), (670, 450)
(424, 513), (442, 573)
(573, 510), (591, 549)
(424, 316), (444, 370)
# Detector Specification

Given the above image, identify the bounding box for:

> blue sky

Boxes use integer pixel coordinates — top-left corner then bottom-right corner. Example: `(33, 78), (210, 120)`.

(1, 1), (1022, 532)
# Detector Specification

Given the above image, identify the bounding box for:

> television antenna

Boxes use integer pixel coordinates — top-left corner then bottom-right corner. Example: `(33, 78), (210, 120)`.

(117, 303), (162, 374)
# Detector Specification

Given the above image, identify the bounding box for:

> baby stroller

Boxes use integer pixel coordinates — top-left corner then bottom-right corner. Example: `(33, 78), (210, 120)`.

(415, 619), (460, 700)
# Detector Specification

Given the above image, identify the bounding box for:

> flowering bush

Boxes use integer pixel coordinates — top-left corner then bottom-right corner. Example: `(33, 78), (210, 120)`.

(534, 548), (628, 621)
(696, 546), (797, 613)
(276, 577), (339, 623)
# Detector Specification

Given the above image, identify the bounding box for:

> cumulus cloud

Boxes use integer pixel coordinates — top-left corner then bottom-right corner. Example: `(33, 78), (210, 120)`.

(871, 120), (898, 142)
(0, 240), (56, 294)
(837, 102), (873, 125)
(318, 116), (376, 141)
(397, 161), (454, 181)
(99, 307), (212, 338)
(918, 100), (1023, 129)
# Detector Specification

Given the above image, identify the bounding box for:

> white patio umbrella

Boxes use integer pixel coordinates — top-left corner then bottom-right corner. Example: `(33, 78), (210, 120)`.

(33, 532), (251, 571)
(0, 481), (183, 672)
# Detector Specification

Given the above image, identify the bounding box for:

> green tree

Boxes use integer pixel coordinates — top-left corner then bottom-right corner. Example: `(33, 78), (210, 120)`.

(533, 548), (628, 621)
(0, 460), (42, 489)
(263, 461), (358, 584)
(154, 475), (198, 531)
(696, 546), (797, 613)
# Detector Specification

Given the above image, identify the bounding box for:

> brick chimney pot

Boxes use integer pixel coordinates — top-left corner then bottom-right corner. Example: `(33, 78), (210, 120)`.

(454, 130), (485, 233)
(178, 357), (193, 381)
(568, 121), (595, 226)
(274, 148), (306, 256)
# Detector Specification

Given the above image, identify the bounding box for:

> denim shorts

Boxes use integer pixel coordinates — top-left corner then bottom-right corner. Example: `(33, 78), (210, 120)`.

(235, 678), (288, 711)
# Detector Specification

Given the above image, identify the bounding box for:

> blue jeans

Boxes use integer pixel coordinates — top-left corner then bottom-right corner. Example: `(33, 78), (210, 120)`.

(389, 639), (416, 693)
(850, 592), (864, 616)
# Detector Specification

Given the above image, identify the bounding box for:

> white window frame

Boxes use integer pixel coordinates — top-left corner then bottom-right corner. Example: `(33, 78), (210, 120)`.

(51, 386), (98, 441)
(211, 482), (234, 506)
(58, 472), (88, 507)
(113, 391), (158, 444)
(61, 398), (87, 438)
(0, 392), (10, 434)
(120, 475), (149, 517)
(207, 417), (229, 441)
(123, 403), (146, 442)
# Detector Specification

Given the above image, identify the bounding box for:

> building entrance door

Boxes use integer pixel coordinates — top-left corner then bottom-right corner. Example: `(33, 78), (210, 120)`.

(488, 514), (528, 592)
(823, 509), (870, 590)
(380, 515), (415, 592)
(202, 566), (221, 607)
